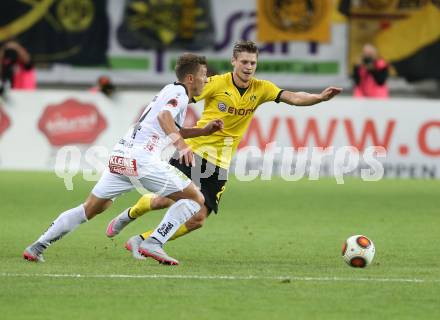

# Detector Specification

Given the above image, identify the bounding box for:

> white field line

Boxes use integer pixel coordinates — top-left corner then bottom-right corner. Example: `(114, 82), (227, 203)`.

(1, 272), (439, 283)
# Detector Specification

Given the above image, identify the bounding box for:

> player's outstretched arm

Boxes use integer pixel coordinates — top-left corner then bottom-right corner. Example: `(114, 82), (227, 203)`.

(280, 86), (342, 106)
(179, 119), (224, 139)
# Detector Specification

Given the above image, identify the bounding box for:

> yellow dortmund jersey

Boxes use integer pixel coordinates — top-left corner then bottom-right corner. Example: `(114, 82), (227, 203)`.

(187, 72), (283, 169)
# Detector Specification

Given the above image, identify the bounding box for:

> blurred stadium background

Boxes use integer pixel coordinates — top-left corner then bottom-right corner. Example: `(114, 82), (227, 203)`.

(1, 0), (439, 176)
(1, 1), (439, 319)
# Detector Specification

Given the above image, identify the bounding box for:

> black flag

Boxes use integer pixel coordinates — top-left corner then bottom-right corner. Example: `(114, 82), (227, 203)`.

(117, 0), (215, 50)
(0, 0), (109, 65)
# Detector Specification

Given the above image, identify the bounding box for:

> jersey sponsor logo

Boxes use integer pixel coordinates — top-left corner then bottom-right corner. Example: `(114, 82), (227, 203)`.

(166, 98), (178, 108)
(38, 99), (107, 146)
(157, 222), (174, 237)
(144, 135), (160, 152)
(218, 102), (256, 116)
(118, 138), (133, 148)
(228, 106), (257, 116)
(218, 102), (227, 112)
(109, 155), (138, 176)
(0, 106), (11, 137)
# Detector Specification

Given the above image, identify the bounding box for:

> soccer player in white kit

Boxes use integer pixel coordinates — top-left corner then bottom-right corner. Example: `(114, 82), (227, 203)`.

(23, 53), (223, 265)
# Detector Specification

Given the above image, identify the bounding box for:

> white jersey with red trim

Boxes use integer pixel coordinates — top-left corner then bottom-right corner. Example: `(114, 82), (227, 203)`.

(93, 82), (192, 199)
(114, 82), (189, 158)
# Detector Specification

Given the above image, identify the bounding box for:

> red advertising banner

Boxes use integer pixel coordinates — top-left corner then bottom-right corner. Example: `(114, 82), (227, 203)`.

(38, 99), (107, 146)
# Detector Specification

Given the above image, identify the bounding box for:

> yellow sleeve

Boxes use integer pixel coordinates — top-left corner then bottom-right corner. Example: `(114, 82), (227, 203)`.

(260, 80), (283, 103)
(193, 75), (218, 103)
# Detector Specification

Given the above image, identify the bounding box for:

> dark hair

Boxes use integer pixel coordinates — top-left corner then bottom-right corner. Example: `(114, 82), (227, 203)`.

(4, 48), (18, 63)
(232, 40), (259, 58)
(175, 53), (207, 81)
(97, 76), (115, 97)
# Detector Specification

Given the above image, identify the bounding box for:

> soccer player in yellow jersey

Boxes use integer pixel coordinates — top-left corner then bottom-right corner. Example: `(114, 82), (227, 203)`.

(106, 40), (342, 261)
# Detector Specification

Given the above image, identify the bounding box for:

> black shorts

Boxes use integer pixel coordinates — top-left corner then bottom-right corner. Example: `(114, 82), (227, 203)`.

(169, 154), (227, 214)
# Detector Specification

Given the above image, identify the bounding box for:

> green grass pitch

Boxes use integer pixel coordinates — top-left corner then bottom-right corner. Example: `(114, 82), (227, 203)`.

(1, 171), (439, 319)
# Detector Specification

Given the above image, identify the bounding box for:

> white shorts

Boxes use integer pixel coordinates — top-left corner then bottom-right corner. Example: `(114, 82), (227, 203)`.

(91, 159), (191, 200)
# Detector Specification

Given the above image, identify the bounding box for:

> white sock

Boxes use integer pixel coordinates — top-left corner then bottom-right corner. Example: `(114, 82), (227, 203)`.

(37, 204), (88, 248)
(151, 199), (200, 244)
(119, 208), (133, 222)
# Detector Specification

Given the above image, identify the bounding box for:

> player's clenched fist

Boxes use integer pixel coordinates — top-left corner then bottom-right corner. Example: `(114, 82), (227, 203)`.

(203, 119), (224, 135)
(319, 87), (343, 101)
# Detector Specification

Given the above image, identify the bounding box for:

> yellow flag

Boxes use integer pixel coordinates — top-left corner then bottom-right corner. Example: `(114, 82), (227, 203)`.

(257, 0), (332, 43)
(375, 3), (440, 61)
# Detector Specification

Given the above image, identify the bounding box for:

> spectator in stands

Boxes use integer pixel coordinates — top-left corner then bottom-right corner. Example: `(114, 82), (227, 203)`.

(90, 75), (116, 97)
(0, 41), (36, 95)
(353, 44), (389, 99)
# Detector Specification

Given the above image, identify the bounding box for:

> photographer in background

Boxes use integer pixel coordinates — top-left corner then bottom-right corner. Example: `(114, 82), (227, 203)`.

(353, 43), (389, 99)
(0, 41), (36, 96)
